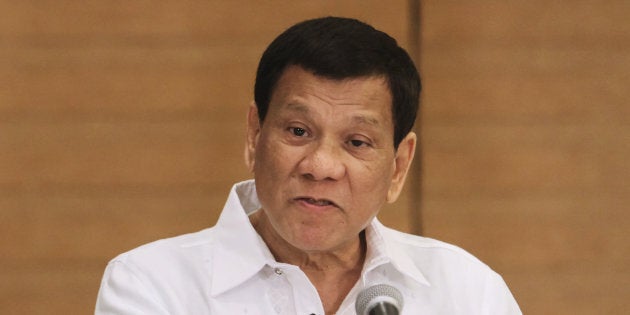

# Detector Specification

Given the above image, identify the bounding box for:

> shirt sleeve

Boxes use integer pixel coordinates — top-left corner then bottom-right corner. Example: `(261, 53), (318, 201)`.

(481, 271), (522, 315)
(95, 260), (170, 315)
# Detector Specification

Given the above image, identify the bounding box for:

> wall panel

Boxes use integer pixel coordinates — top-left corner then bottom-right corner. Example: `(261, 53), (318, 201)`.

(420, 1), (630, 314)
(1, 1), (412, 314)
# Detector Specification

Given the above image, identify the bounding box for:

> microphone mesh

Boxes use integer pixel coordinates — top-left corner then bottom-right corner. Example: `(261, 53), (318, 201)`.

(355, 284), (403, 315)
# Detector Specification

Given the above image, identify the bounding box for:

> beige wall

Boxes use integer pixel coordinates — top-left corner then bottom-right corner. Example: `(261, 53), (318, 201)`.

(1, 1), (628, 314)
(420, 1), (630, 314)
(1, 1), (413, 314)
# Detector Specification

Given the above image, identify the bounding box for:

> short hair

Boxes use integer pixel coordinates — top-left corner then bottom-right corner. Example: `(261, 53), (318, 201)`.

(254, 16), (421, 149)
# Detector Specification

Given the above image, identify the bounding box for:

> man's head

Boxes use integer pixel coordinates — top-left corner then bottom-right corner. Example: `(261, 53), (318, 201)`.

(254, 16), (421, 149)
(245, 17), (420, 254)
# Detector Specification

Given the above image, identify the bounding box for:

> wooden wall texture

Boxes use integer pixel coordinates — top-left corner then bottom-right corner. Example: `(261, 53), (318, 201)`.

(0, 1), (413, 314)
(420, 1), (630, 314)
(1, 1), (628, 314)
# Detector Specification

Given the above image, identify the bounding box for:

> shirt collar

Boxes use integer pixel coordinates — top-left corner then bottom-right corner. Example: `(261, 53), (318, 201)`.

(364, 219), (431, 288)
(210, 179), (430, 296)
(210, 180), (275, 296)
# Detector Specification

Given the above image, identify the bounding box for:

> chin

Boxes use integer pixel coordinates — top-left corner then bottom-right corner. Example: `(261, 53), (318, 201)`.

(289, 233), (335, 252)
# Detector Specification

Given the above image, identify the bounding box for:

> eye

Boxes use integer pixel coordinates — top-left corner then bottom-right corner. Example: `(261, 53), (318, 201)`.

(350, 139), (366, 147)
(349, 138), (372, 148)
(289, 127), (308, 137)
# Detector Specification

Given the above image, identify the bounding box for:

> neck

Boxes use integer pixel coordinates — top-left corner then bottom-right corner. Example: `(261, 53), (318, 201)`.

(249, 210), (367, 272)
(250, 210), (367, 314)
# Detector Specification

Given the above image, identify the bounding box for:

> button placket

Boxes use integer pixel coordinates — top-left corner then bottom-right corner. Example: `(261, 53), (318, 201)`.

(267, 266), (292, 314)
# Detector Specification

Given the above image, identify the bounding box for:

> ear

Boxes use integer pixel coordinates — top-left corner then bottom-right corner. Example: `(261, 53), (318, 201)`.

(386, 131), (417, 203)
(244, 102), (261, 173)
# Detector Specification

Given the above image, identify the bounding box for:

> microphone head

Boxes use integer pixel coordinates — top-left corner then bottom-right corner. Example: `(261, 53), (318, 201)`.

(355, 284), (404, 315)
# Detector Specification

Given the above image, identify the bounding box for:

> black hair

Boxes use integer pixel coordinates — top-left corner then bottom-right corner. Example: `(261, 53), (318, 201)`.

(254, 16), (421, 148)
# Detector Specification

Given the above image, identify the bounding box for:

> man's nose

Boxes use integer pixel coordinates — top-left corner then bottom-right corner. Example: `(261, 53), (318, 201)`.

(297, 139), (346, 181)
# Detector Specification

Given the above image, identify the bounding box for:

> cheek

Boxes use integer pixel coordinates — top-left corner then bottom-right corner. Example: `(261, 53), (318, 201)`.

(254, 137), (296, 180)
(351, 159), (396, 201)
(255, 135), (279, 169)
(355, 156), (395, 185)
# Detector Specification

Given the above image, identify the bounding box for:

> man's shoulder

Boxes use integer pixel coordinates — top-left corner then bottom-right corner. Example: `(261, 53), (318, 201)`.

(97, 227), (223, 312)
(377, 226), (521, 313)
(380, 225), (492, 273)
(108, 227), (217, 270)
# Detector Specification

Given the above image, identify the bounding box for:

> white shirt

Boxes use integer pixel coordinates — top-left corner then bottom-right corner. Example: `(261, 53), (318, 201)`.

(95, 180), (521, 314)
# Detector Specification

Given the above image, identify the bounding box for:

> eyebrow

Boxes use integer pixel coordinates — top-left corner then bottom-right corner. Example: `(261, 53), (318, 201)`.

(285, 102), (310, 114)
(351, 115), (380, 127)
(284, 102), (381, 127)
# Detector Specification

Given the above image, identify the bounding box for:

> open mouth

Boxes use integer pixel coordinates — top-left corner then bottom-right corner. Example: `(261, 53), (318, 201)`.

(296, 197), (337, 207)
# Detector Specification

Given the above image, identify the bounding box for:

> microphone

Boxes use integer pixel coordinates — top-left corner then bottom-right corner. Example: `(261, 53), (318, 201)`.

(355, 284), (404, 315)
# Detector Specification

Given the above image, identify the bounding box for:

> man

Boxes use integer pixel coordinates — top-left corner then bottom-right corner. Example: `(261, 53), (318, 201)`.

(96, 17), (521, 314)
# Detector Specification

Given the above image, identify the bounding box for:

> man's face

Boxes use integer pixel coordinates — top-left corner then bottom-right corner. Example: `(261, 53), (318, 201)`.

(246, 65), (415, 253)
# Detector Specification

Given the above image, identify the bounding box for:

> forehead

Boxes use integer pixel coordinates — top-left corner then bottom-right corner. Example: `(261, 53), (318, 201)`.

(269, 66), (393, 121)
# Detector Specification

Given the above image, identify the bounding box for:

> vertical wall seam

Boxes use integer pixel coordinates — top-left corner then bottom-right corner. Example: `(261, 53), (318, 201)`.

(408, 0), (423, 236)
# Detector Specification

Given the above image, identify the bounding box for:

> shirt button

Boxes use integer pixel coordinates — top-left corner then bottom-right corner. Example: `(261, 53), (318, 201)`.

(274, 268), (283, 275)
